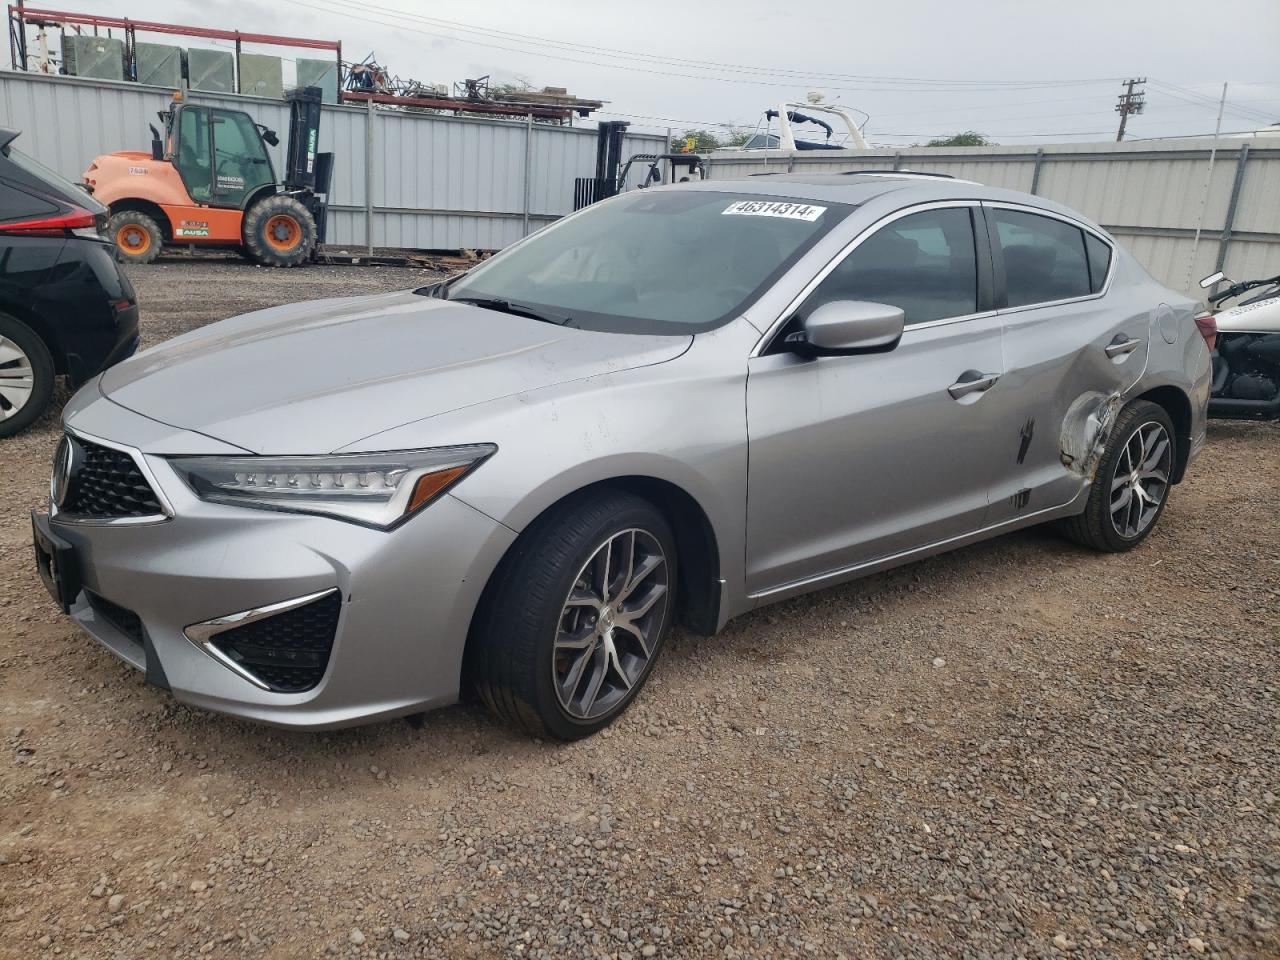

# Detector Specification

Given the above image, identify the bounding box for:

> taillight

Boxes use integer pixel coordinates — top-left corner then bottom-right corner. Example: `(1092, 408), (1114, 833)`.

(0, 207), (99, 238)
(1194, 312), (1217, 350)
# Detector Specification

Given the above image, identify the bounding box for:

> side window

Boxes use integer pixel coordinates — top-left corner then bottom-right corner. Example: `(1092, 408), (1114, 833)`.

(799, 207), (978, 326)
(991, 208), (1091, 307)
(1084, 233), (1112, 293)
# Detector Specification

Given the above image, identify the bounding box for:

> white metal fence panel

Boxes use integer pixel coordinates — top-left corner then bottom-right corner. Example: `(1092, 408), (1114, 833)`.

(0, 71), (665, 251)
(708, 141), (1280, 294)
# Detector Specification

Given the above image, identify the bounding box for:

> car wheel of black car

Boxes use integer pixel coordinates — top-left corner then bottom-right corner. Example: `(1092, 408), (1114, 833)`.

(0, 312), (54, 438)
(243, 196), (315, 267)
(468, 490), (677, 741)
(109, 210), (163, 264)
(1059, 400), (1176, 552)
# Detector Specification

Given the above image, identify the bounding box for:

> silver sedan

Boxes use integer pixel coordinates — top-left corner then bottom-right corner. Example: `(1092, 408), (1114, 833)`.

(32, 173), (1211, 738)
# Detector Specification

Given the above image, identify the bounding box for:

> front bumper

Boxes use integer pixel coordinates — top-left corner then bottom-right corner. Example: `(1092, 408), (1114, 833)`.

(44, 408), (516, 729)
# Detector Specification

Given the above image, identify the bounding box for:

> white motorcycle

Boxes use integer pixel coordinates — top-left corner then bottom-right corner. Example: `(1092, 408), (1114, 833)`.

(1198, 270), (1280, 419)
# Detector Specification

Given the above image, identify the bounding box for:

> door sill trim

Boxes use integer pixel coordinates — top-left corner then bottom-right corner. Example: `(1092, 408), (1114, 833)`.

(748, 500), (1079, 602)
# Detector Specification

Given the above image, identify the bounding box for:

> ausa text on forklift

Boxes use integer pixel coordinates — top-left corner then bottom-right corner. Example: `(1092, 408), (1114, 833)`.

(83, 86), (333, 267)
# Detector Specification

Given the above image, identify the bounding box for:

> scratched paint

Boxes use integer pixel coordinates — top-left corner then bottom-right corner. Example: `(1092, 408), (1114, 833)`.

(1016, 418), (1035, 464)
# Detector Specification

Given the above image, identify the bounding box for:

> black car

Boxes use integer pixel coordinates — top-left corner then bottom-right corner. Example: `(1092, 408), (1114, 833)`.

(0, 128), (138, 437)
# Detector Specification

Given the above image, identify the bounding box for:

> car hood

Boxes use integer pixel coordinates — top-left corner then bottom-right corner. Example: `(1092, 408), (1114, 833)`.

(100, 290), (692, 454)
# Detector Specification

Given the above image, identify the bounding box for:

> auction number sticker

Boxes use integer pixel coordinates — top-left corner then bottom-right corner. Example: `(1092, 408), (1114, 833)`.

(722, 200), (826, 221)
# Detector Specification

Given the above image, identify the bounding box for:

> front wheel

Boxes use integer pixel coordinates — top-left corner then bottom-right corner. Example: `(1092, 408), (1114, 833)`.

(242, 195), (315, 267)
(468, 490), (677, 740)
(1058, 399), (1176, 552)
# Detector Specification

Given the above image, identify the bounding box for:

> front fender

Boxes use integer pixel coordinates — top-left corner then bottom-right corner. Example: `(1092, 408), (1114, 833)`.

(341, 323), (756, 618)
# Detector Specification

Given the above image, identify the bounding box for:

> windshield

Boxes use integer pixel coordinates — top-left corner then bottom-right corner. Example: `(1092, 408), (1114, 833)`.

(445, 190), (851, 335)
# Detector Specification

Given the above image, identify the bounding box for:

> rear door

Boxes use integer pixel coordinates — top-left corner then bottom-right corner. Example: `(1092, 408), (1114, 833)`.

(745, 203), (1007, 596)
(983, 203), (1148, 525)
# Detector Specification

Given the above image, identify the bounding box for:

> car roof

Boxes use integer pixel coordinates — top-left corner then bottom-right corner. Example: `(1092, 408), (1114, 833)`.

(677, 172), (1107, 235)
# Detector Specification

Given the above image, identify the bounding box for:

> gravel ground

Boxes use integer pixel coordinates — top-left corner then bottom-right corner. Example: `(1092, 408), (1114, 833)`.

(1, 260), (1277, 960)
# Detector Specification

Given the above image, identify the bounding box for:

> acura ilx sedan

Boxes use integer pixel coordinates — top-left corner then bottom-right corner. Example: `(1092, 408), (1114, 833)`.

(32, 173), (1211, 739)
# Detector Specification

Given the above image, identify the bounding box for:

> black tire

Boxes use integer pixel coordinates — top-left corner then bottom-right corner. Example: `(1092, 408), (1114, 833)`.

(242, 195), (315, 267)
(1058, 399), (1177, 552)
(0, 312), (55, 438)
(109, 210), (163, 264)
(468, 490), (678, 741)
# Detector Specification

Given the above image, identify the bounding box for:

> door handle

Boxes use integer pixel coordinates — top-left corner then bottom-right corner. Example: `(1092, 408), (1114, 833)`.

(1105, 335), (1143, 359)
(947, 370), (1000, 399)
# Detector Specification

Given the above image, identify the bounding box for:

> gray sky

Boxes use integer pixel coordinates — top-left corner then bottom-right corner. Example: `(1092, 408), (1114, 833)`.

(47, 0), (1280, 143)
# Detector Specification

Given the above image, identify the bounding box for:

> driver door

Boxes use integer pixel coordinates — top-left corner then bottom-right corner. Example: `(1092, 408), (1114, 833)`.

(745, 203), (1007, 597)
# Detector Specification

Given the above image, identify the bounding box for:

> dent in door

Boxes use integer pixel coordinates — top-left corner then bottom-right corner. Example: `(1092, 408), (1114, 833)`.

(1059, 389), (1123, 480)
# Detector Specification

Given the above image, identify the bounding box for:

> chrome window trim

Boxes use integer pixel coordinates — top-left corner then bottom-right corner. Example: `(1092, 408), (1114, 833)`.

(50, 427), (175, 526)
(751, 199), (986, 357)
(981, 200), (1117, 313)
(183, 588), (341, 692)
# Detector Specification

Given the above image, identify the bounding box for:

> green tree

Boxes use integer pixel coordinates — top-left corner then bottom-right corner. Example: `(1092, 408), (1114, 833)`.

(925, 131), (994, 147)
(670, 129), (723, 153)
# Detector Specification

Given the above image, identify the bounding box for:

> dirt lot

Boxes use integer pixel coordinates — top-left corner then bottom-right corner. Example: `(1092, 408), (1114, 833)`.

(1, 260), (1277, 960)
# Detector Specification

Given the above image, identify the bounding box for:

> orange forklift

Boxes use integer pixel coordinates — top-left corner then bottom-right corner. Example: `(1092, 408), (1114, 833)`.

(84, 86), (332, 267)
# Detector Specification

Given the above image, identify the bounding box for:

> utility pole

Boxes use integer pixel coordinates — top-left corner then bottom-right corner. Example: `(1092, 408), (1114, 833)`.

(1115, 77), (1147, 141)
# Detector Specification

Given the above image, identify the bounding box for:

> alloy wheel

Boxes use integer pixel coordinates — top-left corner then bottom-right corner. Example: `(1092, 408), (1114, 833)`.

(1109, 421), (1172, 539)
(0, 335), (34, 421)
(553, 528), (669, 720)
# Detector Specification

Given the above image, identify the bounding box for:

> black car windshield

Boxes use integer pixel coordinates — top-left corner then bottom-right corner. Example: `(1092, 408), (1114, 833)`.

(443, 190), (851, 335)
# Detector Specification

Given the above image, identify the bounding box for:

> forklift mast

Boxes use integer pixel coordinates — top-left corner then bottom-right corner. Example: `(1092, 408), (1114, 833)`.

(284, 86), (323, 191)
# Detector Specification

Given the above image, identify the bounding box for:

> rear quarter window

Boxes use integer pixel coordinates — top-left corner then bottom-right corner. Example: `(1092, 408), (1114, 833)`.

(1085, 233), (1112, 293)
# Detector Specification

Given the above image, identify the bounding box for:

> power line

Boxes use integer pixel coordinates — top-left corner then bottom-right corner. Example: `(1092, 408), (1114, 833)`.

(298, 0), (1124, 88)
(277, 0), (1123, 93)
(1148, 79), (1275, 124)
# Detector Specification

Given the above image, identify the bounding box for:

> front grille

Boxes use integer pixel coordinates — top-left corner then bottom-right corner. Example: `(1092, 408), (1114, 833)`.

(87, 591), (144, 646)
(210, 592), (342, 693)
(63, 438), (164, 519)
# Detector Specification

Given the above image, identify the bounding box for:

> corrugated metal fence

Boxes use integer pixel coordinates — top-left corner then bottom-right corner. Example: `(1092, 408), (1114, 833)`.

(0, 70), (665, 251)
(706, 141), (1280, 295)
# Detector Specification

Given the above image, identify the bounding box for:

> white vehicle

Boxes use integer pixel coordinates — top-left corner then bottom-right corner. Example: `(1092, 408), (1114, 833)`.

(1198, 270), (1280, 418)
(718, 102), (869, 156)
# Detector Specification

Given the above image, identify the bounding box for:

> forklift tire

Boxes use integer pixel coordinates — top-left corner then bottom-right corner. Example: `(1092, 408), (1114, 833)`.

(109, 211), (163, 264)
(243, 196), (315, 268)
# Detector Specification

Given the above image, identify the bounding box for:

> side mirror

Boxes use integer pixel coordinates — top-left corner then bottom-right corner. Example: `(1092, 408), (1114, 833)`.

(1200, 271), (1227, 289)
(260, 127), (280, 147)
(786, 300), (905, 357)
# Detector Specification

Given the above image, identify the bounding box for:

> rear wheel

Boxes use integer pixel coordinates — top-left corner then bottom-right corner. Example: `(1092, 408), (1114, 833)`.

(243, 195), (315, 267)
(0, 312), (55, 438)
(1058, 399), (1176, 552)
(109, 211), (162, 264)
(468, 490), (677, 740)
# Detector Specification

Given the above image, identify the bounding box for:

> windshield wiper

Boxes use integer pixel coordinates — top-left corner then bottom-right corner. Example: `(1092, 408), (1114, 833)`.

(449, 296), (575, 327)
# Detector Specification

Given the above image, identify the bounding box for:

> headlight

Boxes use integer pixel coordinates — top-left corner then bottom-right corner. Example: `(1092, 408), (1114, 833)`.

(168, 445), (495, 529)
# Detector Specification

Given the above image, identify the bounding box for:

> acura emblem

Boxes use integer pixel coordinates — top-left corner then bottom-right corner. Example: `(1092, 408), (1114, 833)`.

(50, 435), (82, 509)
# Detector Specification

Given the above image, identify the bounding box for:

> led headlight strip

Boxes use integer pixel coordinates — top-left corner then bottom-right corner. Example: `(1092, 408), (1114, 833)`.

(168, 445), (495, 529)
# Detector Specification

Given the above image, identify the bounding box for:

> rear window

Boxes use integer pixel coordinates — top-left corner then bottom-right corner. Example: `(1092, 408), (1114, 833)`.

(2, 143), (99, 210)
(0, 182), (58, 223)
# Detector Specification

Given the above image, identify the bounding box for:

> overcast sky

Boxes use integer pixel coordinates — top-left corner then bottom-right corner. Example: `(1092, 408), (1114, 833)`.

(31, 0), (1280, 144)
